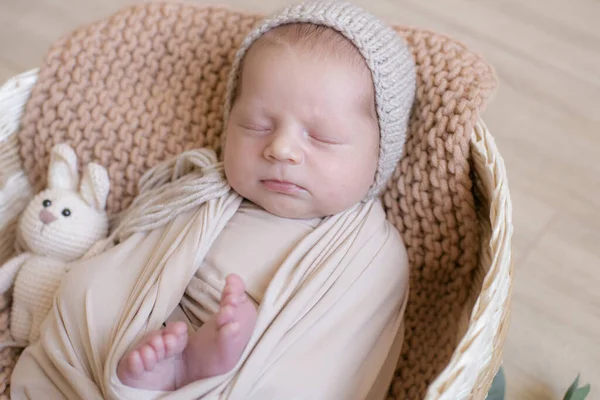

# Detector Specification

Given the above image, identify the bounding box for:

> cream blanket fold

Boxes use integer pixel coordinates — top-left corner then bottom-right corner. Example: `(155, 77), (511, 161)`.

(10, 149), (409, 400)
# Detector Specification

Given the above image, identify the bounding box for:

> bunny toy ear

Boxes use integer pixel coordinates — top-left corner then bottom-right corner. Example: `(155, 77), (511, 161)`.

(79, 163), (110, 211)
(48, 144), (79, 190)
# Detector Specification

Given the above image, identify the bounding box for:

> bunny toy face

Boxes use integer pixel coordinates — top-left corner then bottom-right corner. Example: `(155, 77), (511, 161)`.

(18, 144), (110, 262)
(19, 189), (109, 261)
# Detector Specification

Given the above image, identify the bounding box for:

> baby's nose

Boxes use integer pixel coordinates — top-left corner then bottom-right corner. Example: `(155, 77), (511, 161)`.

(265, 132), (303, 164)
(39, 209), (57, 225)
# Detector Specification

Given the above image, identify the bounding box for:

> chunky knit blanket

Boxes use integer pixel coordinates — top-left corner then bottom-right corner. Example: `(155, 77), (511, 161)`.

(0, 2), (497, 399)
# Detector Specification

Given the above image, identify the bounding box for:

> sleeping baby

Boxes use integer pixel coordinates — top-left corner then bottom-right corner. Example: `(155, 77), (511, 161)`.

(11, 1), (416, 399)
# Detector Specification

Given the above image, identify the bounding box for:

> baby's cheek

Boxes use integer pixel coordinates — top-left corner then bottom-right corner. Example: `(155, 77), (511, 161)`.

(319, 169), (356, 202)
(225, 155), (255, 198)
(343, 158), (372, 187)
(326, 160), (374, 205)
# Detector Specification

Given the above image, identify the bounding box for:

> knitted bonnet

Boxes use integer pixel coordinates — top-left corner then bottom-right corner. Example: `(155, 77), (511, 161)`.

(223, 0), (417, 197)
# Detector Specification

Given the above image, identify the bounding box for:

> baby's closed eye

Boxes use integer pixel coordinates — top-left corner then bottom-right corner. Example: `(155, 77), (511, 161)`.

(304, 130), (344, 145)
(239, 123), (272, 133)
(309, 135), (340, 145)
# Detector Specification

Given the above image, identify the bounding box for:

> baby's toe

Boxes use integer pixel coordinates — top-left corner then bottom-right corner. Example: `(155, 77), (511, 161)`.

(219, 321), (240, 339)
(139, 345), (158, 371)
(163, 331), (188, 358)
(222, 274), (246, 297)
(216, 305), (235, 327)
(125, 350), (145, 376)
(148, 334), (166, 361)
(221, 292), (241, 308)
(164, 321), (187, 336)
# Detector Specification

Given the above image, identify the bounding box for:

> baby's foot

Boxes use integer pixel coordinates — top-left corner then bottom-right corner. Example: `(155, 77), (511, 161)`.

(117, 321), (189, 390)
(117, 274), (257, 390)
(179, 274), (258, 385)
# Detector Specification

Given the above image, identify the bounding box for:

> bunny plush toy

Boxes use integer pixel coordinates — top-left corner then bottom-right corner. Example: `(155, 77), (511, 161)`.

(0, 143), (110, 346)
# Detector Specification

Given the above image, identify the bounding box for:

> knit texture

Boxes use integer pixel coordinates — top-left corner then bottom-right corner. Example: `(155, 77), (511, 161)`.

(222, 0), (416, 198)
(5, 2), (498, 399)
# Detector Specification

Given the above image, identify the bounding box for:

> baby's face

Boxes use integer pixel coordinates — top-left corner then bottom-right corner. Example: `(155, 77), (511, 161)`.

(224, 43), (379, 219)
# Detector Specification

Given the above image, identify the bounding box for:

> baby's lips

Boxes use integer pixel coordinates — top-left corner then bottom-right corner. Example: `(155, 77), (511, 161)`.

(261, 179), (306, 194)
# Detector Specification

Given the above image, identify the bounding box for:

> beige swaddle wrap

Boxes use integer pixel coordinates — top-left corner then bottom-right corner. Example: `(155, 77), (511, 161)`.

(10, 149), (409, 400)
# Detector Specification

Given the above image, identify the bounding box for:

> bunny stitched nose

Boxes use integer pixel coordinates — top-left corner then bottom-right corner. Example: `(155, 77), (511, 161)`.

(39, 209), (57, 225)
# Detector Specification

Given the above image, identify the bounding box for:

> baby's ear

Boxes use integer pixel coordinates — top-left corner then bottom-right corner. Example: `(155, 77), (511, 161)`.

(79, 163), (110, 211)
(48, 144), (79, 190)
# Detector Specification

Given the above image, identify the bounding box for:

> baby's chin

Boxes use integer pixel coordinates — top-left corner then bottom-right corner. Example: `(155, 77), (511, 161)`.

(251, 193), (368, 220)
(252, 197), (325, 220)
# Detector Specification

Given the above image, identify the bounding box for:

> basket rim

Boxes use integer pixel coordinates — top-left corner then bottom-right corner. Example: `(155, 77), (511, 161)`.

(426, 119), (514, 399)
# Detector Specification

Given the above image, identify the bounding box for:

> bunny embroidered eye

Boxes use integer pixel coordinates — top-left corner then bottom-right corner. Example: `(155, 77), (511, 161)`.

(42, 199), (52, 208)
(62, 209), (72, 217)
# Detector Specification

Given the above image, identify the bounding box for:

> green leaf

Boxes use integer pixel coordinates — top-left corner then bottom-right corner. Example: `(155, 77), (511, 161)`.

(570, 385), (591, 400)
(564, 374), (580, 400)
(564, 374), (591, 400)
(486, 366), (505, 400)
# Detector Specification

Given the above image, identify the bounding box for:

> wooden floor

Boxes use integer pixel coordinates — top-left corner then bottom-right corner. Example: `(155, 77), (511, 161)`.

(1, 0), (599, 398)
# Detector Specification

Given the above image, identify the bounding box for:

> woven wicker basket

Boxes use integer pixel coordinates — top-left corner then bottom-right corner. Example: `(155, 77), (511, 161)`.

(0, 65), (513, 399)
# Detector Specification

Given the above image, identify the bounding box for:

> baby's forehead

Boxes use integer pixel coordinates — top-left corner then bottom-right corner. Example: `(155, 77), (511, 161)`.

(238, 24), (376, 115)
(250, 23), (367, 69)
